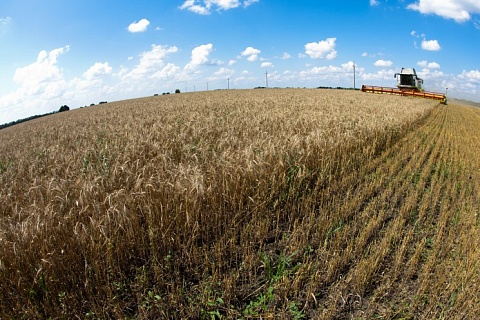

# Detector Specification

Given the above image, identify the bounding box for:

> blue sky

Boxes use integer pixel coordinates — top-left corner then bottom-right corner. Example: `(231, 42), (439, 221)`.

(1, 0), (479, 124)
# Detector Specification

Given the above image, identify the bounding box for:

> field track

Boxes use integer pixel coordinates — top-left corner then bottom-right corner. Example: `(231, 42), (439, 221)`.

(0, 90), (479, 318)
(314, 103), (480, 318)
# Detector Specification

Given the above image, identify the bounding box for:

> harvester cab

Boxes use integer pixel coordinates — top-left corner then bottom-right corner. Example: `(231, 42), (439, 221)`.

(394, 68), (423, 91)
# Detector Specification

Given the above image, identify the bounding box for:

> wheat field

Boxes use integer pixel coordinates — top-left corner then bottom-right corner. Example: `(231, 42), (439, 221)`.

(1, 89), (479, 319)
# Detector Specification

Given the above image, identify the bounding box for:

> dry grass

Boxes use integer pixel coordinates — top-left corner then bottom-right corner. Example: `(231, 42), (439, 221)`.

(1, 88), (478, 319)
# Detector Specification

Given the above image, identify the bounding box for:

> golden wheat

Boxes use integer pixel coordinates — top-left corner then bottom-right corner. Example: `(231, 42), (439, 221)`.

(1, 88), (478, 319)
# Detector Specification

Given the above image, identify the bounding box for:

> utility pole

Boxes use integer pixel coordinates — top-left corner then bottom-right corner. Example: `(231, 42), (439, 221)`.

(227, 77), (230, 90)
(265, 70), (269, 88)
(207, 82), (209, 91)
(353, 61), (356, 90)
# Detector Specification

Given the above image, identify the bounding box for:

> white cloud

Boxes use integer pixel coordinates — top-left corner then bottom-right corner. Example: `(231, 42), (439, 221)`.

(361, 69), (396, 82)
(261, 62), (273, 68)
(362, 51), (385, 58)
(151, 63), (180, 80)
(13, 46), (69, 91)
(342, 61), (356, 70)
(421, 39), (441, 51)
(241, 47), (261, 62)
(0, 46), (73, 123)
(179, 0), (258, 15)
(127, 19), (150, 33)
(305, 38), (337, 60)
(83, 62), (113, 80)
(407, 0), (480, 23)
(185, 43), (215, 70)
(228, 59), (237, 66)
(0, 16), (12, 34)
(300, 62), (364, 80)
(459, 69), (480, 83)
(205, 67), (235, 84)
(0, 16), (11, 25)
(474, 18), (480, 30)
(243, 0), (259, 7)
(280, 52), (291, 60)
(179, 0), (210, 15)
(214, 67), (235, 77)
(417, 60), (441, 69)
(125, 44), (178, 79)
(417, 68), (444, 81)
(374, 59), (393, 67)
(370, 0), (379, 6)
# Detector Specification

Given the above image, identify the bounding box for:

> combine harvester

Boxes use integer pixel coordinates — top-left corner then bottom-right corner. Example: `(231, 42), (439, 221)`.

(362, 68), (447, 104)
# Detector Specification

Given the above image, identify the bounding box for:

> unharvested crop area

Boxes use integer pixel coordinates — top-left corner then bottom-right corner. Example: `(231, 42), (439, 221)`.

(0, 89), (479, 319)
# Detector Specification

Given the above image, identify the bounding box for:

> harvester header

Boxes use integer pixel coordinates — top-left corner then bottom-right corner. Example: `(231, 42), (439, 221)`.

(362, 68), (446, 104)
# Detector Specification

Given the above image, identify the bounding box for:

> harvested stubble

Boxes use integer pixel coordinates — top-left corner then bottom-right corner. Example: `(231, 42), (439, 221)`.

(1, 89), (478, 319)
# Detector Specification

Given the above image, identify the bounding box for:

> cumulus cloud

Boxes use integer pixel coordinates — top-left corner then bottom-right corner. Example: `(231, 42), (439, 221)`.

(374, 59), (393, 67)
(179, 1), (210, 15)
(127, 19), (150, 33)
(342, 61), (356, 70)
(13, 46), (70, 91)
(417, 68), (444, 81)
(125, 44), (178, 79)
(304, 38), (337, 60)
(407, 0), (480, 22)
(185, 44), (217, 70)
(244, 0), (259, 7)
(370, 0), (379, 6)
(261, 62), (273, 68)
(0, 16), (12, 34)
(417, 60), (441, 69)
(83, 62), (113, 80)
(151, 63), (180, 80)
(0, 16), (11, 25)
(421, 39), (441, 51)
(0, 46), (72, 123)
(179, 0), (258, 15)
(205, 67), (235, 84)
(300, 61), (364, 80)
(459, 69), (480, 83)
(214, 67), (235, 77)
(360, 69), (396, 82)
(280, 52), (291, 60)
(241, 47), (261, 62)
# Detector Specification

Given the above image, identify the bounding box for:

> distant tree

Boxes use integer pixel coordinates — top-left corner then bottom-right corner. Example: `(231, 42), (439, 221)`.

(59, 105), (69, 112)
(175, 89), (181, 94)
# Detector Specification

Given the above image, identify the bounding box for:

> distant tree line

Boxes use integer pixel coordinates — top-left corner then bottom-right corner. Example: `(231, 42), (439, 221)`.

(0, 105), (69, 130)
(317, 86), (360, 90)
(153, 89), (181, 96)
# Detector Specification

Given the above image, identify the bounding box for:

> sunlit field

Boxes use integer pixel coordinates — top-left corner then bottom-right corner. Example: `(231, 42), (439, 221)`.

(1, 89), (479, 319)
